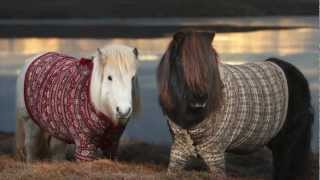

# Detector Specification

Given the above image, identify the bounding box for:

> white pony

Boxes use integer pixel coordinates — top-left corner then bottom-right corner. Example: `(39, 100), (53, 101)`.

(15, 45), (140, 161)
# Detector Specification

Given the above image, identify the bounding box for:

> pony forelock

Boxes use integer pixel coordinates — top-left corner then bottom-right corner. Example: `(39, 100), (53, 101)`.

(96, 44), (138, 77)
(157, 30), (222, 128)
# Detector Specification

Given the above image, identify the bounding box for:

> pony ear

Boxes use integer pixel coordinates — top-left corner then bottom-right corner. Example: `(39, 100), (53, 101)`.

(170, 33), (185, 63)
(97, 48), (103, 56)
(171, 31), (186, 61)
(173, 31), (185, 44)
(95, 48), (104, 65)
(202, 31), (215, 44)
(97, 48), (104, 60)
(133, 48), (138, 58)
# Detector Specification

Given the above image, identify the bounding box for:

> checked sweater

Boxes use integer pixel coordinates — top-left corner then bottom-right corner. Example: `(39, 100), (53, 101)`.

(24, 52), (125, 161)
(167, 61), (288, 173)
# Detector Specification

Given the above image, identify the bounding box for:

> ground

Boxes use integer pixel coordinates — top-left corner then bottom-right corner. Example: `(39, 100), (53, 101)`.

(0, 132), (318, 180)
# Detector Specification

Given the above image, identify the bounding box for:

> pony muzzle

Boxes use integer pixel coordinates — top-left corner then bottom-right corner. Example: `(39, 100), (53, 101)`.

(116, 106), (132, 119)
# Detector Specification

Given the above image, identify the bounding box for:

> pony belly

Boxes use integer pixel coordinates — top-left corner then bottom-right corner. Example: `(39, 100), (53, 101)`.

(30, 117), (74, 144)
(227, 141), (266, 154)
(227, 145), (264, 155)
(225, 110), (285, 153)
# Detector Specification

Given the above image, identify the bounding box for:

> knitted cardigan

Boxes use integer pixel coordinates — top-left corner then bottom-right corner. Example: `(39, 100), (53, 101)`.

(167, 61), (288, 173)
(24, 52), (125, 161)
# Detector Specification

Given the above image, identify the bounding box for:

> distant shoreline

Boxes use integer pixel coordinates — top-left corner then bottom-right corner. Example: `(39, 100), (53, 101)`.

(0, 16), (317, 38)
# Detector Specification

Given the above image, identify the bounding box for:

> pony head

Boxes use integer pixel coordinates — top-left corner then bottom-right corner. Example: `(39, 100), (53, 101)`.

(157, 30), (222, 128)
(90, 44), (140, 124)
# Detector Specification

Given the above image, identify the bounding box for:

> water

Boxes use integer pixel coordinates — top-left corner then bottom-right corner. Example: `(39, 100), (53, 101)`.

(0, 17), (318, 152)
(0, 16), (316, 27)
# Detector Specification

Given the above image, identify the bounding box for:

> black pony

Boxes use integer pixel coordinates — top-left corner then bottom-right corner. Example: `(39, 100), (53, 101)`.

(157, 30), (314, 180)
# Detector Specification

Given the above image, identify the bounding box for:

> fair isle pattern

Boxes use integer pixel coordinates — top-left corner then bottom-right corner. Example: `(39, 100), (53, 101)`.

(24, 52), (125, 161)
(167, 61), (288, 173)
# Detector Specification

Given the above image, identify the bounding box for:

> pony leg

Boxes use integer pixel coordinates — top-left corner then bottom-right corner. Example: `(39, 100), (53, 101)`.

(15, 108), (28, 161)
(268, 111), (313, 180)
(49, 136), (67, 161)
(167, 140), (197, 174)
(24, 118), (48, 162)
(101, 133), (124, 160)
(197, 151), (227, 177)
(74, 139), (97, 161)
(101, 142), (119, 160)
(166, 119), (198, 174)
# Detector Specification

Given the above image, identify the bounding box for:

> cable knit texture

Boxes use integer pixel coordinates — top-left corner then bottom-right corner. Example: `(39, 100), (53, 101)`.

(167, 61), (288, 174)
(24, 52), (125, 161)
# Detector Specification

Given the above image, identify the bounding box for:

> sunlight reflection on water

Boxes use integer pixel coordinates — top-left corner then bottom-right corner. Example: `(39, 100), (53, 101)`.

(0, 28), (317, 62)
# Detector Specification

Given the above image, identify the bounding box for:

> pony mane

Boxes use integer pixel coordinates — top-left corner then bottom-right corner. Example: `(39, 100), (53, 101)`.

(90, 44), (141, 119)
(157, 30), (222, 128)
(97, 44), (138, 77)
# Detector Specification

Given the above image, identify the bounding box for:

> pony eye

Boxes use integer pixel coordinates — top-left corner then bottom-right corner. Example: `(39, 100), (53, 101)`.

(108, 76), (112, 81)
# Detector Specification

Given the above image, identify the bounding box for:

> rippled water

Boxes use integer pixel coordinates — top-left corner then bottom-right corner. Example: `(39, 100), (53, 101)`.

(0, 17), (318, 151)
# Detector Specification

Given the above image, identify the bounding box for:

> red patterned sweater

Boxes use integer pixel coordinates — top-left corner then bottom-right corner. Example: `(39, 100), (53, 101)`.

(24, 52), (125, 161)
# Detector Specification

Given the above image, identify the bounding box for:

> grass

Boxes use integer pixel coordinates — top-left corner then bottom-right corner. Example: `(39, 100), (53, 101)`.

(0, 133), (318, 180)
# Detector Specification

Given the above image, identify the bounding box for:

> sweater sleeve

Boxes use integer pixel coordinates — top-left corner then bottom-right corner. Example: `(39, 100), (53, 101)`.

(167, 119), (197, 173)
(188, 118), (227, 175)
(74, 133), (97, 161)
(196, 144), (226, 174)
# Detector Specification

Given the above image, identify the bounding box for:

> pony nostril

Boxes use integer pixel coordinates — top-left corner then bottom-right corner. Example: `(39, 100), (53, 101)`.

(116, 107), (120, 113)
